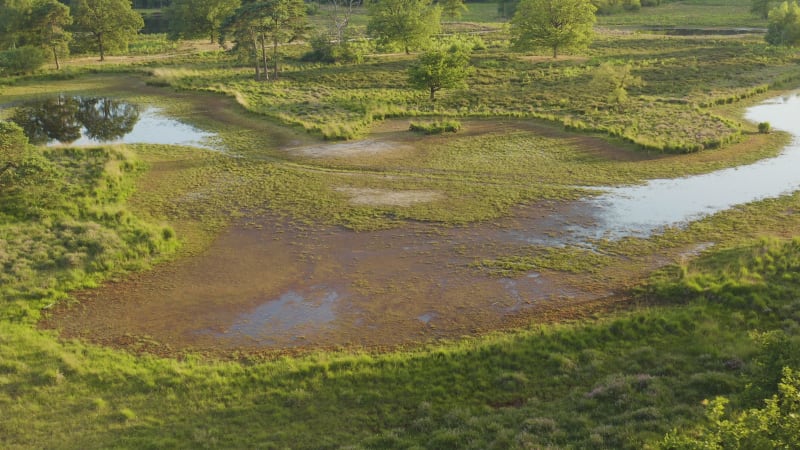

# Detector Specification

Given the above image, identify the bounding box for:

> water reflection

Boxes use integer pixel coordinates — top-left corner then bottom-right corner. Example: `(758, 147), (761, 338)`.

(11, 96), (140, 145)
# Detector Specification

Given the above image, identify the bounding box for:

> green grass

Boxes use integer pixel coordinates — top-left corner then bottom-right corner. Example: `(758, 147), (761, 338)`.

(3, 236), (800, 448)
(0, 145), (178, 323)
(596, 0), (767, 28)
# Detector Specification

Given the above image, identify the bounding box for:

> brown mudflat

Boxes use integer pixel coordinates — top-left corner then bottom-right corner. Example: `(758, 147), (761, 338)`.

(41, 200), (674, 358)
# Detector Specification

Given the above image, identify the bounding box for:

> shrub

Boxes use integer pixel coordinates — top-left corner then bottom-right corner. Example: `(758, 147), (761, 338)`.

(758, 122), (771, 134)
(0, 46), (48, 75)
(409, 119), (462, 134)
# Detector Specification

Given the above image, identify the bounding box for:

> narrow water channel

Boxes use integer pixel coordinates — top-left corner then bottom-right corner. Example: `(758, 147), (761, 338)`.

(511, 93), (800, 244)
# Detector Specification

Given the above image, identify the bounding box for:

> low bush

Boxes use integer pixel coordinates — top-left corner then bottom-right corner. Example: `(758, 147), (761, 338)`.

(0, 46), (48, 75)
(409, 119), (462, 134)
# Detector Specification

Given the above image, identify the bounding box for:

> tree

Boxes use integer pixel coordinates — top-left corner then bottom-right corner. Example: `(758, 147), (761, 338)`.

(438, 0), (467, 19)
(27, 0), (72, 70)
(752, 0), (776, 19)
(72, 0), (144, 61)
(367, 0), (441, 54)
(165, 0), (241, 43)
(766, 1), (800, 46)
(510, 0), (596, 59)
(220, 0), (306, 81)
(328, 0), (363, 45)
(408, 39), (473, 101)
(0, 0), (33, 49)
(591, 61), (644, 110)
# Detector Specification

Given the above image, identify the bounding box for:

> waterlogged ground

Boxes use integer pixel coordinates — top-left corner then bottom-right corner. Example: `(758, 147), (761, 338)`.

(38, 81), (800, 356)
(44, 206), (664, 355)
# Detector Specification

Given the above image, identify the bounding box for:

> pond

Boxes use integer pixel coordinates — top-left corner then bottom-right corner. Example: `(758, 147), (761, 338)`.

(6, 95), (217, 149)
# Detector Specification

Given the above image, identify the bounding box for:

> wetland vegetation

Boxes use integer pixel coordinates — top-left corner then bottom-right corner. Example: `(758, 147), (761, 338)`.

(2, 0), (800, 448)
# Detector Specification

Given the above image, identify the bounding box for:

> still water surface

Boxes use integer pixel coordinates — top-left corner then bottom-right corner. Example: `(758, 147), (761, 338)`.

(6, 95), (216, 149)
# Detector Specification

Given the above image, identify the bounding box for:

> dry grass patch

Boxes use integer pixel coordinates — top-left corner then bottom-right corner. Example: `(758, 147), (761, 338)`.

(336, 187), (443, 206)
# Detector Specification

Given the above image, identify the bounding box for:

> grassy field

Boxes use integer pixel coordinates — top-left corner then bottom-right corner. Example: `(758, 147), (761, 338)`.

(2, 0), (800, 447)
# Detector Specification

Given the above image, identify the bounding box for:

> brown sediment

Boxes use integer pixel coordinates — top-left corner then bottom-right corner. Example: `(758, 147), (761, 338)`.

(40, 199), (687, 359)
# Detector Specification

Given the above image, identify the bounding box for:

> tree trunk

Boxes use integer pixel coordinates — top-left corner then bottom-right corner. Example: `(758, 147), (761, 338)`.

(260, 33), (270, 81)
(430, 86), (436, 101)
(97, 33), (105, 61)
(273, 36), (279, 80)
(552, 45), (557, 59)
(53, 47), (60, 70)
(252, 33), (261, 80)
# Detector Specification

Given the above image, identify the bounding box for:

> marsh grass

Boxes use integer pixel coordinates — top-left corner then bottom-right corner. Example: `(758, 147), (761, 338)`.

(2, 1), (800, 447)
(0, 146), (178, 322)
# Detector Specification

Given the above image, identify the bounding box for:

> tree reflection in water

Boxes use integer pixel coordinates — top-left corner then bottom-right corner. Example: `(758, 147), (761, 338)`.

(11, 96), (140, 145)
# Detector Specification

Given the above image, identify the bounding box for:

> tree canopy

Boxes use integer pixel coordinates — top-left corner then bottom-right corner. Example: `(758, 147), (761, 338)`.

(165, 0), (241, 43)
(72, 0), (144, 61)
(0, 0), (33, 49)
(408, 39), (473, 101)
(220, 0), (306, 81)
(752, 0), (777, 19)
(510, 0), (597, 58)
(367, 0), (442, 54)
(766, 1), (800, 46)
(27, 0), (72, 69)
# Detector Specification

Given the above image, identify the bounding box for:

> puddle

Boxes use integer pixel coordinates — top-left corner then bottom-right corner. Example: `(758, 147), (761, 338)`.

(222, 289), (339, 345)
(418, 312), (437, 324)
(5, 95), (217, 149)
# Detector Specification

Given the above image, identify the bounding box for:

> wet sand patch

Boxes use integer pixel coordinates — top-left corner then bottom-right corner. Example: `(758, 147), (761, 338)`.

(293, 139), (414, 158)
(336, 187), (443, 206)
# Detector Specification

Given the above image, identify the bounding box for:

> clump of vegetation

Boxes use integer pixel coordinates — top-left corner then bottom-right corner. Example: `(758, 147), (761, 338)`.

(409, 119), (462, 134)
(758, 121), (772, 133)
(0, 46), (48, 75)
(0, 132), (177, 322)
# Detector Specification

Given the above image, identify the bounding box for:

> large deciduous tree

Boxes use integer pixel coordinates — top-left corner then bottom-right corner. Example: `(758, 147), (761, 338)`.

(72, 0), (144, 61)
(27, 0), (72, 70)
(165, 0), (241, 43)
(408, 39), (473, 101)
(367, 0), (441, 54)
(510, 0), (596, 59)
(766, 1), (800, 46)
(220, 0), (306, 81)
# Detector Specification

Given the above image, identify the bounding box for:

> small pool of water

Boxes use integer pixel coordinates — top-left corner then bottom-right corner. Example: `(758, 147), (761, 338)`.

(5, 95), (217, 149)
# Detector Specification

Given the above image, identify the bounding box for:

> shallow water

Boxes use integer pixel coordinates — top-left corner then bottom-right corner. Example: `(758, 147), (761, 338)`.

(510, 93), (800, 243)
(5, 96), (217, 149)
(60, 107), (218, 149)
(41, 92), (800, 354)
